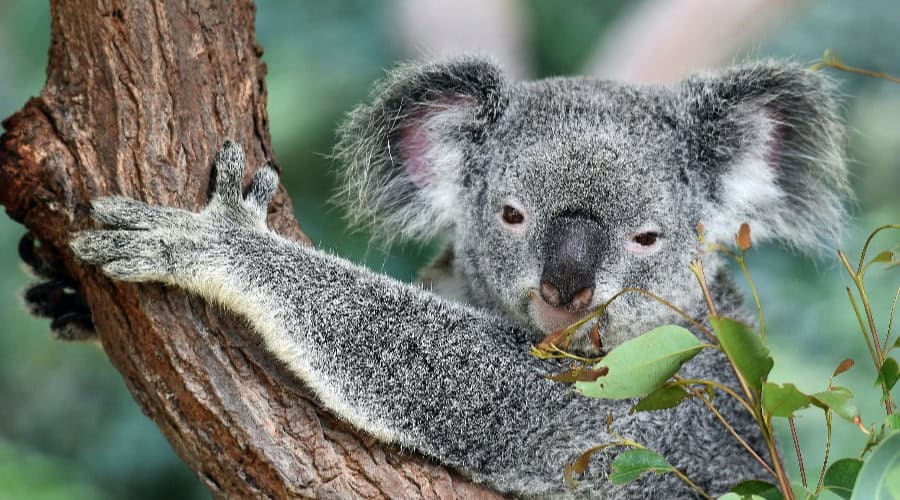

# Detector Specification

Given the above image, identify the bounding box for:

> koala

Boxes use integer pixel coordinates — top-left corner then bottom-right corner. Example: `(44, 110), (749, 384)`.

(66, 57), (848, 499)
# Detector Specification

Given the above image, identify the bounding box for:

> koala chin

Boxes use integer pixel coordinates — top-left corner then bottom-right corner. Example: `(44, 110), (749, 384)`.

(71, 58), (848, 498)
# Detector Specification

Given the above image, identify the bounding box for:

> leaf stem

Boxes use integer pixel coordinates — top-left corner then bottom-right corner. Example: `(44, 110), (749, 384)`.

(885, 287), (900, 353)
(675, 376), (776, 478)
(761, 417), (795, 500)
(671, 467), (712, 500)
(840, 250), (894, 414)
(847, 288), (880, 369)
(737, 256), (767, 342)
(670, 378), (755, 416)
(812, 55), (900, 84)
(814, 410), (833, 495)
(788, 417), (806, 488)
(690, 258), (718, 318)
(854, 224), (900, 275)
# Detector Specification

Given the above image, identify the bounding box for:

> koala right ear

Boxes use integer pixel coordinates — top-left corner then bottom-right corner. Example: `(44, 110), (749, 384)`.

(334, 58), (507, 243)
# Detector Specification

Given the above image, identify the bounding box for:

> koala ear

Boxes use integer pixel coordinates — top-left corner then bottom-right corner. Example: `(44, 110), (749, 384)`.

(679, 61), (850, 251)
(335, 57), (507, 243)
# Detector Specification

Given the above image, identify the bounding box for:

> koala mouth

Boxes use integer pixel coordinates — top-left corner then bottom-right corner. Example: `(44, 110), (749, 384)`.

(527, 290), (594, 334)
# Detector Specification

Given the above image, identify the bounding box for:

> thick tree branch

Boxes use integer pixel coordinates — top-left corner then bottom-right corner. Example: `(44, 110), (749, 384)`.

(0, 1), (501, 498)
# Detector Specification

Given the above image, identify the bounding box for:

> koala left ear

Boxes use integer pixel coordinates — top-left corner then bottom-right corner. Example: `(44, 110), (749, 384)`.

(678, 61), (850, 250)
(335, 57), (507, 243)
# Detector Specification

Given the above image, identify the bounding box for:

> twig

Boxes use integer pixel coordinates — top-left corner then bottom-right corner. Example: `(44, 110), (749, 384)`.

(814, 410), (833, 495)
(789, 417), (806, 488)
(675, 376), (776, 478)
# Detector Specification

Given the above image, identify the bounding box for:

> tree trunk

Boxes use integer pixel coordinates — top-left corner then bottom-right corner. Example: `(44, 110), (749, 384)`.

(0, 1), (501, 498)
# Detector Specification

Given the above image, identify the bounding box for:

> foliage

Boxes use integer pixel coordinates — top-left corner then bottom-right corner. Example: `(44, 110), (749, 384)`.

(536, 223), (899, 499)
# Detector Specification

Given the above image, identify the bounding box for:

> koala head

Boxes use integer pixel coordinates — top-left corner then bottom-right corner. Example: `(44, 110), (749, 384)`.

(336, 58), (848, 349)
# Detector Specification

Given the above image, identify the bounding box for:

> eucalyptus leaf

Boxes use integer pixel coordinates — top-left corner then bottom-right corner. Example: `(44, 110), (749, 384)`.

(832, 358), (855, 378)
(710, 317), (773, 395)
(869, 250), (894, 265)
(851, 431), (900, 500)
(729, 479), (783, 500)
(810, 387), (859, 421)
(608, 449), (674, 485)
(630, 384), (690, 413)
(875, 358), (899, 391)
(762, 382), (810, 418)
(822, 458), (863, 499)
(885, 414), (900, 432)
(575, 325), (703, 400)
(791, 482), (816, 500)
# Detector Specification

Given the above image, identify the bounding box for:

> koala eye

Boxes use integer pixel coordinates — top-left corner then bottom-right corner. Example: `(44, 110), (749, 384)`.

(632, 232), (659, 247)
(501, 205), (525, 225)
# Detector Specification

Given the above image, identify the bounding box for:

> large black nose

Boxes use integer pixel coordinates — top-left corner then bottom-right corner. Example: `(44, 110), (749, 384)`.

(540, 215), (604, 310)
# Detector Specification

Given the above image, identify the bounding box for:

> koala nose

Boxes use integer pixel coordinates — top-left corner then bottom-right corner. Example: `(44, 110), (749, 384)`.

(540, 215), (604, 310)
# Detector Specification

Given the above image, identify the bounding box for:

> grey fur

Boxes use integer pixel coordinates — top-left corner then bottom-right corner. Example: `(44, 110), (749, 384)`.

(70, 57), (848, 499)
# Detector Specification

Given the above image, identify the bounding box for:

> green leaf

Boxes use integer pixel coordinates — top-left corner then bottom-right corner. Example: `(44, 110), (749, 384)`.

(885, 414), (900, 433)
(762, 382), (810, 418)
(822, 458), (863, 499)
(630, 384), (690, 413)
(851, 431), (900, 500)
(791, 481), (816, 500)
(575, 325), (703, 399)
(810, 387), (859, 422)
(875, 358), (899, 391)
(869, 250), (894, 265)
(710, 317), (773, 395)
(729, 479), (783, 500)
(608, 449), (674, 485)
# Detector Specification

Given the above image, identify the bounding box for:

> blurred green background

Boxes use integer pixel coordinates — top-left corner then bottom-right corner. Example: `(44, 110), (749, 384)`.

(0, 1), (897, 498)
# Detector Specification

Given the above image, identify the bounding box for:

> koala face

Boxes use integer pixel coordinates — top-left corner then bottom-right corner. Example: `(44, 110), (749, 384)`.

(336, 58), (847, 349)
(455, 80), (705, 344)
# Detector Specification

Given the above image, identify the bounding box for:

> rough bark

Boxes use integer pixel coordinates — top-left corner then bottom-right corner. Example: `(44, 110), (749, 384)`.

(0, 1), (501, 498)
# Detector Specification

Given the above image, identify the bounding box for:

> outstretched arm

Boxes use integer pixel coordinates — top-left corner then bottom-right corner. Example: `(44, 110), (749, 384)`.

(71, 143), (763, 498)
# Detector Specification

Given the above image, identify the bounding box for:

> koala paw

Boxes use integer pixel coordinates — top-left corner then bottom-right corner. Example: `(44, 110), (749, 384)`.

(19, 233), (96, 341)
(70, 141), (279, 284)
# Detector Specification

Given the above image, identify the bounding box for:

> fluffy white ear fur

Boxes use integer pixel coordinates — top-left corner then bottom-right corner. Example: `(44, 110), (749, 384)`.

(394, 100), (477, 241)
(702, 110), (848, 252)
(701, 116), (785, 246)
(334, 57), (506, 245)
(691, 63), (849, 253)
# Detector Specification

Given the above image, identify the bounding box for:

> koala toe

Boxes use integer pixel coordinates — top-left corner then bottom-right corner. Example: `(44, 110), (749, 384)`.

(100, 257), (165, 282)
(91, 196), (184, 230)
(23, 280), (87, 318)
(49, 311), (96, 342)
(18, 233), (97, 341)
(70, 230), (164, 267)
(244, 163), (279, 219)
(212, 141), (247, 205)
(19, 233), (59, 279)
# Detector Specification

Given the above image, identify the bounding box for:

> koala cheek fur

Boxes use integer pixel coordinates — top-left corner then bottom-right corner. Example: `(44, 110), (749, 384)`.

(69, 57), (847, 499)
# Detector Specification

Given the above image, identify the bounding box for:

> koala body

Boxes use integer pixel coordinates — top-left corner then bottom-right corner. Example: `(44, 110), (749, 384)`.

(69, 58), (848, 498)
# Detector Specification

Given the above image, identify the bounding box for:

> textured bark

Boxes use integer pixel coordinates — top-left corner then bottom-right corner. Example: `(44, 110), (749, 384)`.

(0, 1), (501, 498)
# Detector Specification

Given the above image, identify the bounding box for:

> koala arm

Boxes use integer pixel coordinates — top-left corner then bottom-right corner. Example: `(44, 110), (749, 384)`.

(71, 143), (763, 498)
